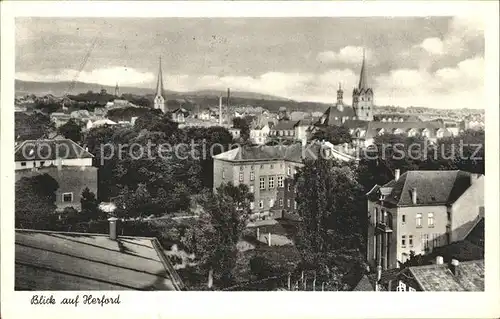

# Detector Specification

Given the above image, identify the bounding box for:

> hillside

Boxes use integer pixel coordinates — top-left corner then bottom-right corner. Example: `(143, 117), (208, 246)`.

(15, 80), (290, 102)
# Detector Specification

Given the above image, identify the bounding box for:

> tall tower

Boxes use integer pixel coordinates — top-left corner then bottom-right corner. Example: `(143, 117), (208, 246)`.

(336, 82), (344, 112)
(114, 82), (120, 97)
(352, 49), (374, 121)
(154, 56), (167, 113)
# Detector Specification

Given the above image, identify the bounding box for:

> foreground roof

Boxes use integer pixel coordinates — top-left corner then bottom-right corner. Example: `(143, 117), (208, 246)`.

(377, 170), (481, 207)
(15, 229), (184, 291)
(15, 139), (94, 162)
(408, 259), (484, 291)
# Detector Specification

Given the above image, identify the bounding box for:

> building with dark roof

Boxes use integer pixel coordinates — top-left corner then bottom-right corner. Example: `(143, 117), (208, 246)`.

(366, 169), (484, 270)
(15, 139), (97, 211)
(353, 258), (484, 291)
(213, 142), (356, 221)
(15, 224), (185, 290)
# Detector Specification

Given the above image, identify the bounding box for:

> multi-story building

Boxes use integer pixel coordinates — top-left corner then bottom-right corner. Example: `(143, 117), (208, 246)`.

(15, 138), (98, 211)
(268, 121), (297, 140)
(366, 169), (484, 270)
(249, 124), (270, 145)
(213, 142), (355, 220)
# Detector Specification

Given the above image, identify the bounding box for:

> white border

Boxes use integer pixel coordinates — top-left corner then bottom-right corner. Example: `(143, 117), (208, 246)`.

(2, 2), (499, 319)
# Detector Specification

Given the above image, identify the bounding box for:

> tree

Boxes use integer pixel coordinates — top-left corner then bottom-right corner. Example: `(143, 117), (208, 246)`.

(181, 183), (252, 288)
(58, 118), (83, 142)
(232, 117), (250, 141)
(313, 125), (352, 145)
(15, 174), (59, 229)
(33, 101), (61, 114)
(80, 187), (103, 221)
(400, 251), (426, 268)
(295, 155), (364, 262)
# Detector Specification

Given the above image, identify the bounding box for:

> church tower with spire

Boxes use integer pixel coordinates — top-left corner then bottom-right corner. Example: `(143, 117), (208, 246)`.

(154, 56), (167, 113)
(114, 82), (120, 97)
(336, 82), (344, 112)
(352, 49), (374, 121)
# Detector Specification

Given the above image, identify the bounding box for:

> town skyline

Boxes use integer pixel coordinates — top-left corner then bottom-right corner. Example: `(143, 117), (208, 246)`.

(16, 16), (484, 109)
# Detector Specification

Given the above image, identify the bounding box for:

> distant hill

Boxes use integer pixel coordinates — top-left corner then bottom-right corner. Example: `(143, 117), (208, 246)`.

(15, 79), (290, 102)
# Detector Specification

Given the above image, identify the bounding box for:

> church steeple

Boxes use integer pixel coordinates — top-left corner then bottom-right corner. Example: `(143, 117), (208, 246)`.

(154, 56), (166, 113)
(114, 82), (120, 97)
(352, 48), (374, 121)
(358, 49), (368, 90)
(336, 82), (344, 112)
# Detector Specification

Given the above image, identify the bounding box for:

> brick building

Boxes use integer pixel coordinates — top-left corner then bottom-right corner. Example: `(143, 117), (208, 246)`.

(366, 169), (484, 270)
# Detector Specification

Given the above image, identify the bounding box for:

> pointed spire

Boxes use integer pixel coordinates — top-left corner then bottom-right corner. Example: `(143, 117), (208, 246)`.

(155, 56), (164, 97)
(338, 82), (342, 91)
(358, 48), (368, 90)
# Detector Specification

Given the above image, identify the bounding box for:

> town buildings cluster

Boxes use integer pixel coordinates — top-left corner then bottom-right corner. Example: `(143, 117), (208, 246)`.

(14, 51), (485, 291)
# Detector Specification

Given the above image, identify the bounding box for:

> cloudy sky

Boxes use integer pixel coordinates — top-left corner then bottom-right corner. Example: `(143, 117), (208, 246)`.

(16, 17), (484, 108)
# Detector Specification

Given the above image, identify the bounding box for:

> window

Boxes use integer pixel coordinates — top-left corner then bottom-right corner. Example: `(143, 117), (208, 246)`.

(239, 172), (244, 182)
(222, 169), (226, 179)
(423, 234), (429, 249)
(269, 176), (275, 189)
(280, 164), (283, 168)
(259, 201), (264, 209)
(250, 171), (255, 181)
(396, 281), (407, 292)
(416, 213), (422, 228)
(21, 162), (26, 167)
(294, 200), (297, 210)
(277, 176), (284, 188)
(259, 177), (265, 190)
(428, 213), (434, 227)
(287, 183), (291, 192)
(409, 235), (413, 247)
(287, 199), (291, 208)
(402, 214), (406, 223)
(250, 202), (255, 209)
(270, 164), (274, 169)
(287, 166), (291, 175)
(249, 185), (254, 193)
(408, 287), (416, 292)
(401, 235), (406, 248)
(279, 198), (283, 207)
(260, 164), (264, 169)
(432, 233), (438, 248)
(375, 208), (379, 223)
(240, 166), (244, 171)
(62, 192), (73, 203)
(251, 165), (255, 170)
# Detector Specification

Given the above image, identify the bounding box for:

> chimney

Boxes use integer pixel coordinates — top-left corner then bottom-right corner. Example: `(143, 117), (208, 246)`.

(56, 157), (63, 171)
(108, 217), (118, 240)
(450, 259), (459, 276)
(411, 188), (417, 205)
(219, 95), (223, 126)
(435, 256), (444, 265)
(394, 169), (400, 181)
(470, 173), (479, 184)
(375, 265), (382, 291)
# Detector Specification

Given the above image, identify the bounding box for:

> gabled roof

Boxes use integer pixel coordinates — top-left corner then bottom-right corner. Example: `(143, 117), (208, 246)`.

(317, 106), (356, 126)
(15, 139), (94, 161)
(378, 170), (481, 207)
(408, 259), (484, 291)
(15, 229), (184, 291)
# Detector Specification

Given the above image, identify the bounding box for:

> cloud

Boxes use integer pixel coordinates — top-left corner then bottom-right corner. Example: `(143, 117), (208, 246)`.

(317, 46), (373, 64)
(417, 37), (445, 55)
(374, 56), (484, 108)
(414, 16), (484, 58)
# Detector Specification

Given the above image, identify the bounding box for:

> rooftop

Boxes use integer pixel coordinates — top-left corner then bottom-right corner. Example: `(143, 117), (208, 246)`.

(15, 139), (94, 162)
(369, 170), (482, 207)
(213, 141), (351, 163)
(15, 229), (184, 291)
(408, 259), (484, 291)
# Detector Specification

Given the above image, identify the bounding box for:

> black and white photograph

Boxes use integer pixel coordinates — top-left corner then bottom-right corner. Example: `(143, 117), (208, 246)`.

(2, 1), (500, 318)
